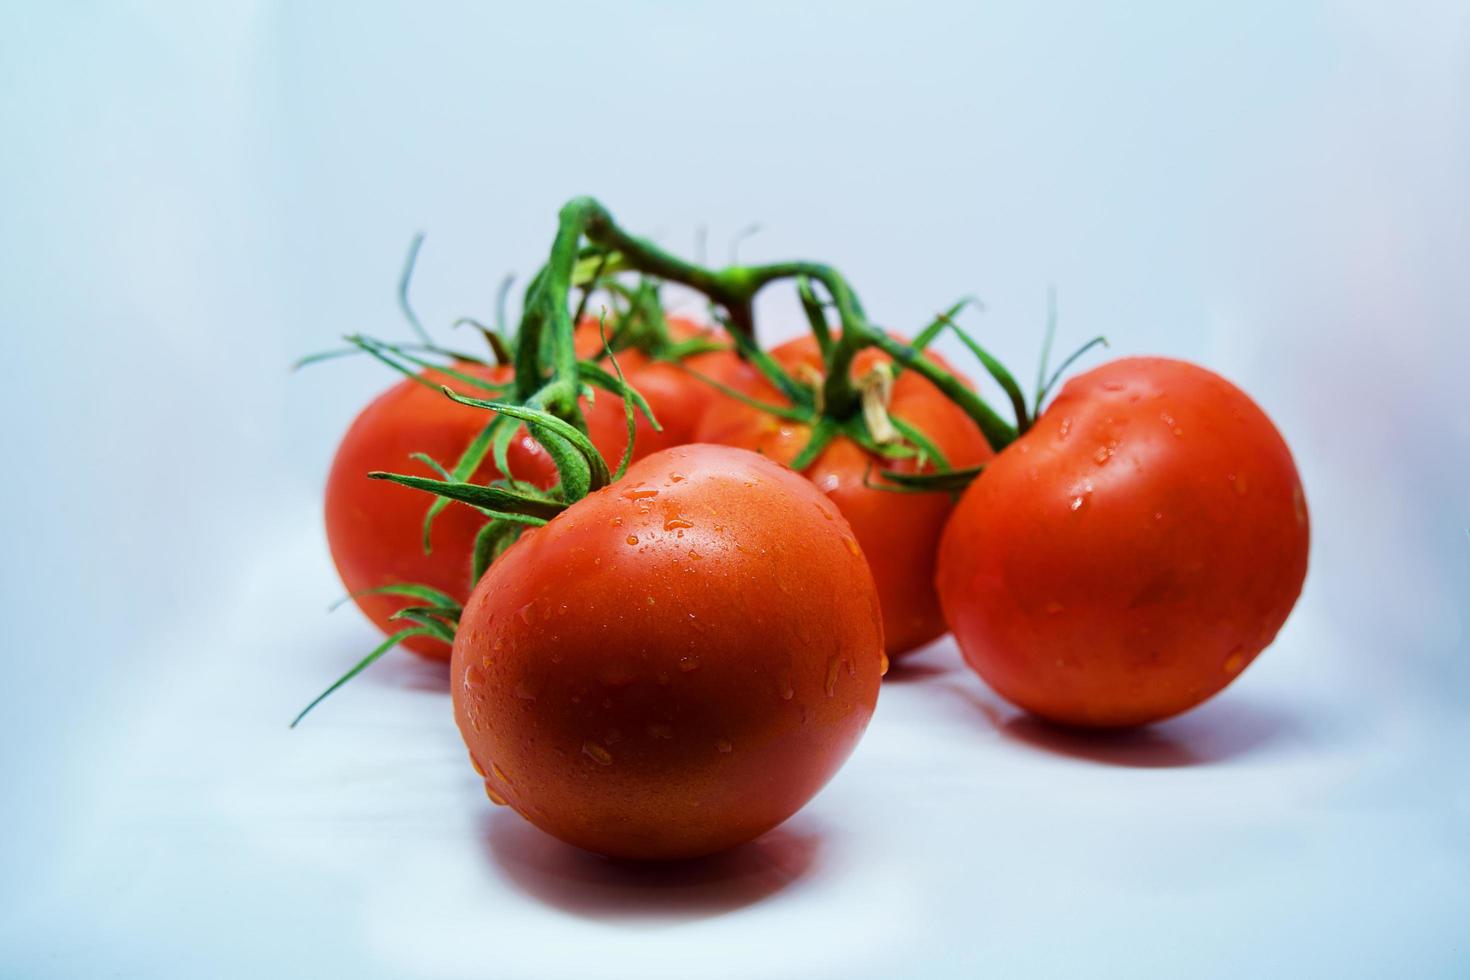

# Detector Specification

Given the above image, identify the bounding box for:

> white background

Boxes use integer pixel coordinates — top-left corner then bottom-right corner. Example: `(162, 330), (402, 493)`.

(2, 2), (1467, 977)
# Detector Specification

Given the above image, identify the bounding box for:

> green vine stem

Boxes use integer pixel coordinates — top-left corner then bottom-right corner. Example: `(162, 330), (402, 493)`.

(524, 197), (1022, 452)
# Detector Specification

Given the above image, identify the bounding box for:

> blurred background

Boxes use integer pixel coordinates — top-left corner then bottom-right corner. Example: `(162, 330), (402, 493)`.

(2, 2), (1467, 977)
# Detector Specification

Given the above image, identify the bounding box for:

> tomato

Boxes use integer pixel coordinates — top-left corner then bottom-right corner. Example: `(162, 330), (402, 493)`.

(452, 444), (884, 859)
(696, 334), (994, 657)
(936, 357), (1309, 727)
(324, 364), (559, 658)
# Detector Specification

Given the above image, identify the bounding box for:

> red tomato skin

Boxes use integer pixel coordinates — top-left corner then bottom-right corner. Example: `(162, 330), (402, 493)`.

(324, 365), (558, 659)
(696, 334), (993, 657)
(452, 445), (884, 860)
(936, 357), (1310, 728)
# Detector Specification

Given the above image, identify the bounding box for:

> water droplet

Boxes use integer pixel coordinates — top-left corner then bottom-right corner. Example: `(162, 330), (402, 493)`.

(485, 783), (509, 806)
(664, 516), (694, 531)
(491, 763), (512, 785)
(825, 657), (841, 697)
(582, 742), (614, 766)
(678, 655), (700, 672)
(626, 534), (639, 546)
(716, 738), (733, 754)
(647, 723), (674, 740)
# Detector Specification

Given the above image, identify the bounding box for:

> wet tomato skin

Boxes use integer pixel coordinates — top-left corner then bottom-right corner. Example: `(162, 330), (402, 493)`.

(936, 357), (1309, 728)
(325, 364), (558, 658)
(696, 334), (994, 657)
(452, 444), (884, 860)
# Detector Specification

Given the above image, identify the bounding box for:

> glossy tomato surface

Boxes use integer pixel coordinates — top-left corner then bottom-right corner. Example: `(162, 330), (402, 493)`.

(936, 357), (1309, 727)
(324, 365), (557, 658)
(696, 334), (993, 656)
(452, 444), (885, 860)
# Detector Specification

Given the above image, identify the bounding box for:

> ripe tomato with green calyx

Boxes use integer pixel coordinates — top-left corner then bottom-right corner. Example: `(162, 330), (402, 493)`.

(697, 331), (994, 656)
(936, 356), (1309, 728)
(434, 442), (884, 860)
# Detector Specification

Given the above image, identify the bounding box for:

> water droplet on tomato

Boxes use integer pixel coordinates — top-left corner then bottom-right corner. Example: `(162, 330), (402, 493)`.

(582, 742), (614, 766)
(1223, 647), (1247, 675)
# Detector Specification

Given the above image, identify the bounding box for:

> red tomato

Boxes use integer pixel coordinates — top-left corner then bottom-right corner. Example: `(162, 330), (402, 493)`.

(936, 357), (1309, 727)
(324, 364), (558, 658)
(696, 334), (994, 657)
(453, 444), (884, 859)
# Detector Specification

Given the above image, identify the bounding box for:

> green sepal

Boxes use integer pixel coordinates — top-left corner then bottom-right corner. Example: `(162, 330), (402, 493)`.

(344, 335), (506, 395)
(895, 297), (977, 377)
(868, 464), (984, 494)
(453, 317), (514, 366)
(1037, 335), (1110, 412)
(577, 362), (661, 430)
(438, 388), (612, 494)
(674, 362), (811, 422)
(938, 314), (1030, 431)
(889, 415), (952, 472)
(370, 471), (568, 520)
(472, 520), (527, 583)
(290, 627), (438, 728)
(328, 582), (463, 615)
(420, 413), (508, 554)
(789, 417), (839, 472)
(386, 607), (459, 643)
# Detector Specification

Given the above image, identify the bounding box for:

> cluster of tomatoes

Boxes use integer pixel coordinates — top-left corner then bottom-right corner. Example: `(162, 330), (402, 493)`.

(306, 199), (1309, 860)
